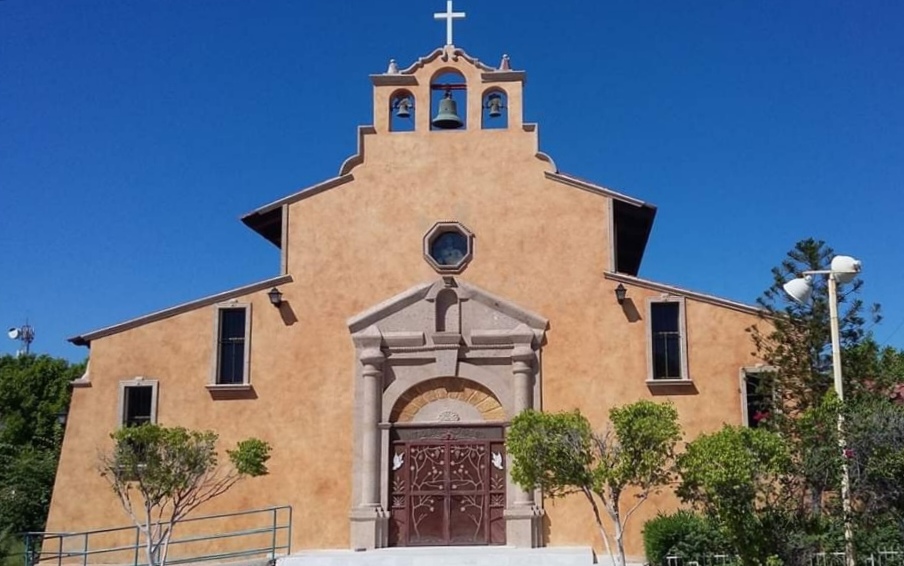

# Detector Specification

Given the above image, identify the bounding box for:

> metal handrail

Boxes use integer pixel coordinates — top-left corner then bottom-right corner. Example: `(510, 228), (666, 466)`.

(21, 505), (292, 566)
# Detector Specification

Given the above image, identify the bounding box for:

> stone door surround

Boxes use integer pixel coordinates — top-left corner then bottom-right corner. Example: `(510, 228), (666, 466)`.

(347, 277), (547, 550)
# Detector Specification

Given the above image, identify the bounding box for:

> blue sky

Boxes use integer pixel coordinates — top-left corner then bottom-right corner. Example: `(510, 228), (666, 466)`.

(1, 0), (902, 361)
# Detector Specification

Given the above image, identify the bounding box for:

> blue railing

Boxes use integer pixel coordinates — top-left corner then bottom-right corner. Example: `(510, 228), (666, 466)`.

(20, 505), (292, 566)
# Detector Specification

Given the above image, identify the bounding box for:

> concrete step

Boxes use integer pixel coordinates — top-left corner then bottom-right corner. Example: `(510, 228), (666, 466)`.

(278, 546), (597, 566)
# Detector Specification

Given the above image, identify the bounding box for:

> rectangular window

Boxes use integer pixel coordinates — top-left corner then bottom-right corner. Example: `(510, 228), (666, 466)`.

(118, 379), (158, 427)
(741, 369), (775, 428)
(211, 304), (251, 387)
(124, 386), (153, 426)
(651, 302), (681, 379)
(646, 298), (689, 382)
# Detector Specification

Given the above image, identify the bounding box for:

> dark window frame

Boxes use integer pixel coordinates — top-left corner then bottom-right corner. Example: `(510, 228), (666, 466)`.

(741, 368), (777, 428)
(210, 303), (252, 388)
(646, 297), (690, 382)
(118, 379), (158, 427)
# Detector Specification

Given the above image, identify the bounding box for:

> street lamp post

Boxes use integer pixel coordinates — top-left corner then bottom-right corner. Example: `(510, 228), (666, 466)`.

(783, 255), (860, 566)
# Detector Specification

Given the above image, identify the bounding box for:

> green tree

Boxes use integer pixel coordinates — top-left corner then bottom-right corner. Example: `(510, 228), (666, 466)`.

(0, 354), (84, 534)
(748, 238), (880, 416)
(0, 354), (82, 449)
(747, 239), (883, 515)
(793, 394), (842, 515)
(98, 424), (271, 566)
(769, 394), (904, 558)
(0, 445), (60, 535)
(844, 338), (904, 399)
(507, 401), (682, 566)
(845, 397), (904, 523)
(677, 425), (791, 566)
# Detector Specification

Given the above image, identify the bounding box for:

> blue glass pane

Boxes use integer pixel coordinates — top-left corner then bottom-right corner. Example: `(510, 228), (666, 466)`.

(430, 231), (468, 266)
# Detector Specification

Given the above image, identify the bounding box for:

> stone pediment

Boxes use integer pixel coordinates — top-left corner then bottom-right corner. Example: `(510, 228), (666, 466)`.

(347, 278), (547, 351)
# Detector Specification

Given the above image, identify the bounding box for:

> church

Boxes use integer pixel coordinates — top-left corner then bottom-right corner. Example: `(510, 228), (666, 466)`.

(47, 4), (766, 564)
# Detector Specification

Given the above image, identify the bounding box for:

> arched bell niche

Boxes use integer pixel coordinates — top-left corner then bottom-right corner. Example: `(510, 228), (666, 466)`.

(430, 69), (467, 131)
(389, 89), (415, 132)
(481, 87), (508, 130)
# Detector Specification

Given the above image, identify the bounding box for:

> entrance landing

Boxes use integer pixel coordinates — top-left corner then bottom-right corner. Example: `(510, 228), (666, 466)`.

(278, 546), (596, 566)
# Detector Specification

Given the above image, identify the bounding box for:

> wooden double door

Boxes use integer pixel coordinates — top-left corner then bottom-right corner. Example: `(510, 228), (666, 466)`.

(388, 427), (506, 546)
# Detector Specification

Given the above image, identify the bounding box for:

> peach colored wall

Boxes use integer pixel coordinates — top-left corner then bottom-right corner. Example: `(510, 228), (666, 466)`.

(538, 293), (761, 556)
(46, 49), (762, 562)
(46, 296), (317, 558)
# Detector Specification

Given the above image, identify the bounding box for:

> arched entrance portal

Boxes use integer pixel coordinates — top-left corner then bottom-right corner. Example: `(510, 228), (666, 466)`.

(388, 378), (506, 546)
(347, 278), (547, 550)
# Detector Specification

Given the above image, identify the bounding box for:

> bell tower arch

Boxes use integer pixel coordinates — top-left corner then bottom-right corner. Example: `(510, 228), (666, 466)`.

(369, 46), (525, 135)
(429, 69), (467, 130)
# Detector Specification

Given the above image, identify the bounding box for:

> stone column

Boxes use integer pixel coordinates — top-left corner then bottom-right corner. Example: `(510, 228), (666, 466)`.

(359, 347), (384, 507)
(350, 327), (387, 550)
(504, 328), (543, 548)
(511, 344), (535, 507)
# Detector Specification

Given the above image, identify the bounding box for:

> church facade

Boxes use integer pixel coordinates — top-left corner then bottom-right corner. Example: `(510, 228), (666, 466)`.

(48, 43), (766, 561)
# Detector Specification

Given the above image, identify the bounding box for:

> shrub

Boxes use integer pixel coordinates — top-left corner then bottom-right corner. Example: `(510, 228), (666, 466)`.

(643, 510), (727, 566)
(0, 529), (26, 566)
(855, 513), (903, 554)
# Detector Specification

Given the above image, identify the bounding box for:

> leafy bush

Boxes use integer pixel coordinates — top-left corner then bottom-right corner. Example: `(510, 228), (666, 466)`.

(0, 445), (60, 533)
(0, 528), (26, 566)
(854, 513), (903, 554)
(756, 509), (839, 566)
(677, 425), (790, 566)
(643, 510), (727, 566)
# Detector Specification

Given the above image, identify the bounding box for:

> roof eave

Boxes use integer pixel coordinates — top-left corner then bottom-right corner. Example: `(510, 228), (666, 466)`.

(241, 174), (356, 246)
(68, 274), (294, 347)
(603, 271), (763, 316)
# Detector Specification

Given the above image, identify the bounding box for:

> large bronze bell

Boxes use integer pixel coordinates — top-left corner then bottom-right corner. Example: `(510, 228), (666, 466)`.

(432, 91), (464, 129)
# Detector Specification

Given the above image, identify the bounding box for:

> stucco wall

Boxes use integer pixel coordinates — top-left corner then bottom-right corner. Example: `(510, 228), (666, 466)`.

(46, 48), (762, 562)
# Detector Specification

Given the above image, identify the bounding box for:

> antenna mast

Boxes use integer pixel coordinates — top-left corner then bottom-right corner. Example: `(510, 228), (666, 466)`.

(7, 322), (35, 357)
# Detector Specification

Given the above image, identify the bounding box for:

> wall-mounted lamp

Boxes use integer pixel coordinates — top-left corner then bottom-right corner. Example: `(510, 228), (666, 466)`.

(615, 283), (627, 305)
(267, 287), (283, 307)
(57, 409), (68, 427)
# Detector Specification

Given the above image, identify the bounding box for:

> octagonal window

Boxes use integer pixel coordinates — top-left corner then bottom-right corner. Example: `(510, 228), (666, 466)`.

(424, 222), (474, 273)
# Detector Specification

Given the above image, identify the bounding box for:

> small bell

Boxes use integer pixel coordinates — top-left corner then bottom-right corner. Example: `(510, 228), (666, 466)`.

(432, 91), (464, 129)
(487, 94), (504, 118)
(395, 97), (412, 119)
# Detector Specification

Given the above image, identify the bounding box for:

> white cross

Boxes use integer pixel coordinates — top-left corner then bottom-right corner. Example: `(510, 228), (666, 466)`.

(434, 0), (466, 47)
